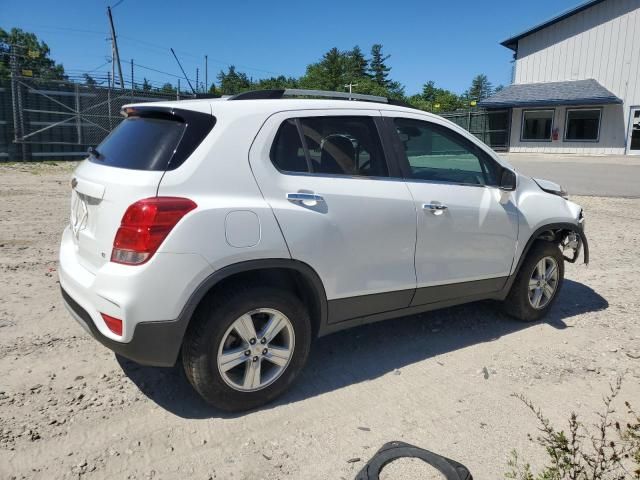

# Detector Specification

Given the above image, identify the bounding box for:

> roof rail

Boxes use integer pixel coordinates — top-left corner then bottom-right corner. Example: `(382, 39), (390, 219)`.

(227, 88), (413, 108)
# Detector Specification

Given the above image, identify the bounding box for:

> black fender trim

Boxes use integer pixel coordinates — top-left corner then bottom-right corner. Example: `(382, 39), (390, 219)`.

(182, 258), (328, 330)
(62, 259), (328, 367)
(503, 222), (589, 296)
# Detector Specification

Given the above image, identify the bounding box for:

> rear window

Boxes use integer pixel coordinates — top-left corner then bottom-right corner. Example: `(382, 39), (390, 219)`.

(91, 109), (215, 171)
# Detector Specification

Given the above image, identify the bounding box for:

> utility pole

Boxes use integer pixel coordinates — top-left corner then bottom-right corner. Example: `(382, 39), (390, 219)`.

(130, 58), (134, 91)
(111, 45), (115, 88)
(196, 68), (199, 93)
(205, 55), (208, 93)
(9, 44), (26, 160)
(170, 48), (195, 94)
(107, 6), (125, 88)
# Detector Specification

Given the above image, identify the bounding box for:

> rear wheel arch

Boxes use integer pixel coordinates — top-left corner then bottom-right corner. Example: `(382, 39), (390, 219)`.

(181, 259), (327, 340)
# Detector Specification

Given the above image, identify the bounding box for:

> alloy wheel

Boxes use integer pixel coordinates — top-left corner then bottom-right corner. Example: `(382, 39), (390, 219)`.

(216, 308), (295, 392)
(528, 256), (559, 309)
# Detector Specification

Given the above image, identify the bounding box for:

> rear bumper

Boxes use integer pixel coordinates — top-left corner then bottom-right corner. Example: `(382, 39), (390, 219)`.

(61, 286), (186, 367)
(58, 226), (214, 366)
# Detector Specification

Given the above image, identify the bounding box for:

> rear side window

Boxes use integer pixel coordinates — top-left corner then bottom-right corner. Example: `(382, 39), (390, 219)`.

(270, 116), (388, 177)
(91, 109), (215, 171)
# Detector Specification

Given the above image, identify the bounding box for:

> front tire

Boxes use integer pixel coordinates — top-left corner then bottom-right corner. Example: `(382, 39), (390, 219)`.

(182, 285), (311, 412)
(503, 241), (564, 322)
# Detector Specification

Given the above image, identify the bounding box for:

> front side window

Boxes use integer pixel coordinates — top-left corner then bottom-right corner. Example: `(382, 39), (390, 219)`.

(270, 116), (388, 177)
(521, 110), (554, 141)
(565, 109), (601, 141)
(393, 118), (499, 186)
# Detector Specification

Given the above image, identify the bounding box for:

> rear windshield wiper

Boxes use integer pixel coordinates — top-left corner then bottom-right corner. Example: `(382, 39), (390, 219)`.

(88, 146), (103, 161)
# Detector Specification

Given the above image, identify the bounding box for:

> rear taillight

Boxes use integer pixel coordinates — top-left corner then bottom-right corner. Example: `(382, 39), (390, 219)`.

(111, 197), (197, 265)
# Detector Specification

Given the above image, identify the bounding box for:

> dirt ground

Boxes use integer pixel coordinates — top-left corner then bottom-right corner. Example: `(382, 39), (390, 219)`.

(1, 162), (639, 480)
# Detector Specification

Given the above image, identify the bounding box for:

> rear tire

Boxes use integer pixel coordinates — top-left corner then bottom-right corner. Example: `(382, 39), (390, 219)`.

(502, 241), (564, 322)
(182, 285), (311, 412)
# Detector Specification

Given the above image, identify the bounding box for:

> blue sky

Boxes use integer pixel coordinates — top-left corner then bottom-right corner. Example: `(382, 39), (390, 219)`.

(3, 0), (584, 95)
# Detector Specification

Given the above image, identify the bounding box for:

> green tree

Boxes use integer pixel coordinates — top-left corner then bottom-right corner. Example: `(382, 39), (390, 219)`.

(466, 74), (493, 102)
(159, 82), (176, 94)
(142, 78), (152, 91)
(299, 47), (347, 91)
(299, 44), (404, 98)
(0, 27), (65, 80)
(254, 75), (298, 90)
(216, 65), (251, 95)
(345, 45), (368, 82)
(368, 44), (391, 87)
(421, 80), (438, 103)
(406, 80), (464, 112)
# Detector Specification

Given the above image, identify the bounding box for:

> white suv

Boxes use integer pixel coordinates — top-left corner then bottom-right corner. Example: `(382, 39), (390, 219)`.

(59, 89), (588, 411)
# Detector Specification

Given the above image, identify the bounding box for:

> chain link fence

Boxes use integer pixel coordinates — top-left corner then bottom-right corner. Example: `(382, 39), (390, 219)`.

(440, 109), (511, 151)
(0, 75), (512, 161)
(1, 76), (193, 161)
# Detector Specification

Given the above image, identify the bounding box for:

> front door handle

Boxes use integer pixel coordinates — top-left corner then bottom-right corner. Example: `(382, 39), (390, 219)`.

(287, 193), (325, 205)
(423, 202), (448, 215)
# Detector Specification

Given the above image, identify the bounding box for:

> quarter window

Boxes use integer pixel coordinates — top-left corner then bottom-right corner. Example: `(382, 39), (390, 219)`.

(270, 116), (388, 177)
(565, 109), (601, 141)
(521, 110), (554, 141)
(270, 119), (308, 173)
(393, 118), (500, 186)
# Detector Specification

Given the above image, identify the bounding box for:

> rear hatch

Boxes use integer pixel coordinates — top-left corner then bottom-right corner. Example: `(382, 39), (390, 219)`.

(69, 105), (215, 274)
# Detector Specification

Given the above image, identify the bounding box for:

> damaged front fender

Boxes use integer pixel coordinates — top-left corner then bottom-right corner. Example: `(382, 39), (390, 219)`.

(562, 228), (589, 264)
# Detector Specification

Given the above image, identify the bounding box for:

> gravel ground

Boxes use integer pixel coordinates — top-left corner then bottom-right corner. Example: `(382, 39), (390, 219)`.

(0, 162), (639, 479)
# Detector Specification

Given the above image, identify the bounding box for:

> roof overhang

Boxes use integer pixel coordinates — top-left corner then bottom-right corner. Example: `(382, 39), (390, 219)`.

(478, 79), (622, 108)
(500, 0), (607, 51)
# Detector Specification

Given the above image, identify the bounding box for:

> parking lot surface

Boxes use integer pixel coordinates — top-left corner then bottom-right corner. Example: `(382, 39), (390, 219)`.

(1, 162), (639, 479)
(503, 153), (640, 198)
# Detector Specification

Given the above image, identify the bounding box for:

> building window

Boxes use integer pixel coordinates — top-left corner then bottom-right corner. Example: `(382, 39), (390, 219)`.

(565, 108), (601, 141)
(521, 110), (554, 141)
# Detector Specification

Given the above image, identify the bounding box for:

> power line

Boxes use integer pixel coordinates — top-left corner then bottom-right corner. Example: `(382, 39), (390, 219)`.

(129, 60), (196, 83)
(17, 22), (286, 77)
(9, 24), (108, 36)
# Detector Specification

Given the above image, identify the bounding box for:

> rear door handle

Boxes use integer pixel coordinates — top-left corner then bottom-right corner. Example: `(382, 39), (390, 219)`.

(287, 193), (325, 204)
(423, 202), (448, 215)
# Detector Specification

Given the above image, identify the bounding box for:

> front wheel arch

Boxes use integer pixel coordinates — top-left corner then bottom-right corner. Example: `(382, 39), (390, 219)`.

(515, 223), (588, 274)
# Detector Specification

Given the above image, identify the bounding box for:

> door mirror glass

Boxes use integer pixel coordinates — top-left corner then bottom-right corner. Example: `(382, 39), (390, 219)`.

(500, 169), (517, 191)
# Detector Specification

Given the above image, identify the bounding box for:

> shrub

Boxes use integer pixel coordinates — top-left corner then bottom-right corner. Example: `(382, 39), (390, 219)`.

(507, 378), (640, 480)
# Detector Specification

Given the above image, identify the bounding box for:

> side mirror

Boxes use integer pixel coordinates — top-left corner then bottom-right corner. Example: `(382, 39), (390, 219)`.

(500, 169), (517, 191)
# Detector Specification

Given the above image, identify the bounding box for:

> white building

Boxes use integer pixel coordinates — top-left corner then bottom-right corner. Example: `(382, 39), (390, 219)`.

(480, 0), (640, 155)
